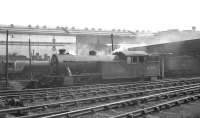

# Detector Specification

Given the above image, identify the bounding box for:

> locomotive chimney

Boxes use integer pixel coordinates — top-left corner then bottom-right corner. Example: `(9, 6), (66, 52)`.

(89, 50), (96, 56)
(59, 49), (66, 55)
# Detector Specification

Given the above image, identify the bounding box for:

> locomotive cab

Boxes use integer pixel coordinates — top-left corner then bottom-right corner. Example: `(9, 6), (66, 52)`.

(120, 51), (161, 81)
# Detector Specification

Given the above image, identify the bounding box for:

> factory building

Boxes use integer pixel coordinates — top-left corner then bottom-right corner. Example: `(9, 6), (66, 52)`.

(0, 24), (136, 60)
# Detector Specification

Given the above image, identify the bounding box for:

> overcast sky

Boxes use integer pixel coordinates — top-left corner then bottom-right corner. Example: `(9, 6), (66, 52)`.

(0, 0), (200, 32)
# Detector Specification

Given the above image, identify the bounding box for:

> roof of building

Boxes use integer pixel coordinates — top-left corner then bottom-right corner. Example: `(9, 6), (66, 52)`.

(128, 38), (200, 56)
(0, 24), (136, 37)
(122, 50), (148, 56)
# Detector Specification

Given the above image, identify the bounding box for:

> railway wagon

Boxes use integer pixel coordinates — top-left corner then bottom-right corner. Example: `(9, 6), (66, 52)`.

(0, 60), (24, 79)
(0, 60), (50, 79)
(50, 51), (161, 86)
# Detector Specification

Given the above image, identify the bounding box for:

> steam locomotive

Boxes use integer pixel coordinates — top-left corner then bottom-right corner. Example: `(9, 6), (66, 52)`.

(48, 50), (161, 86)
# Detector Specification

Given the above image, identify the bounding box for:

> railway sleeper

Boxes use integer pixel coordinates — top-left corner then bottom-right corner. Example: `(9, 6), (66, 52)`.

(105, 103), (121, 110)
(154, 84), (162, 88)
(81, 99), (98, 104)
(98, 97), (108, 102)
(60, 94), (75, 100)
(104, 96), (116, 101)
(70, 107), (104, 118)
(9, 110), (28, 117)
(120, 94), (131, 99)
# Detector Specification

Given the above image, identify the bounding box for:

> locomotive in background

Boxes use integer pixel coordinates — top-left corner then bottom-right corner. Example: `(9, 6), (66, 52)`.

(0, 60), (50, 80)
(0, 60), (50, 89)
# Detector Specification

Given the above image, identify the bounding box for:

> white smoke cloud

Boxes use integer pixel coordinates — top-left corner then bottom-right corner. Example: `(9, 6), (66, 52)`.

(110, 30), (200, 54)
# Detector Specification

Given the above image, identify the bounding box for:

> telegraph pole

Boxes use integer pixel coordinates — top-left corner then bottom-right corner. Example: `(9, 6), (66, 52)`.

(76, 38), (78, 55)
(5, 30), (9, 88)
(111, 34), (114, 51)
(28, 35), (32, 80)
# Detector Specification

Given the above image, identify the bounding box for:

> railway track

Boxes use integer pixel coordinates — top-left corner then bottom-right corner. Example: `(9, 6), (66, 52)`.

(38, 85), (200, 118)
(0, 81), (151, 104)
(110, 94), (200, 118)
(1, 77), (200, 105)
(1, 80), (200, 118)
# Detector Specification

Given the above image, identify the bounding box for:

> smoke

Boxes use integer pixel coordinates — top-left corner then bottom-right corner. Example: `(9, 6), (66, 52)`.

(114, 30), (200, 54)
(77, 43), (111, 55)
(149, 30), (200, 45)
(77, 44), (91, 55)
(111, 43), (146, 53)
(61, 29), (200, 56)
(96, 50), (110, 55)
